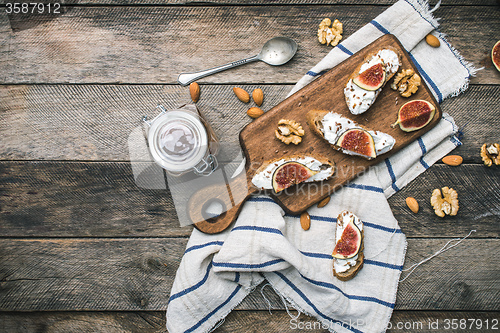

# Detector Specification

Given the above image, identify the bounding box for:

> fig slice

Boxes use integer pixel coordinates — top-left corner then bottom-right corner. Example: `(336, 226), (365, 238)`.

(336, 128), (376, 159)
(492, 40), (500, 72)
(353, 62), (386, 91)
(332, 215), (362, 259)
(392, 99), (436, 132)
(272, 162), (318, 193)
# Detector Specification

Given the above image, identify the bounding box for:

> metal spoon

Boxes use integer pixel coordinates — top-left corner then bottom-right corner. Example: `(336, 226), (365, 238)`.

(177, 37), (298, 86)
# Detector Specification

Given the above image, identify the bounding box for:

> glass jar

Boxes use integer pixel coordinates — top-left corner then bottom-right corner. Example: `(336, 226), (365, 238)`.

(144, 104), (219, 176)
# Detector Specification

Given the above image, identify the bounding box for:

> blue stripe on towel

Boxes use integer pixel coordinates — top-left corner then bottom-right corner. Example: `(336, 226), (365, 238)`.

(337, 44), (353, 56)
(286, 214), (403, 234)
(300, 251), (403, 271)
(308, 214), (336, 223)
(364, 259), (404, 271)
(370, 20), (390, 35)
(169, 263), (212, 302)
(300, 251), (333, 260)
(299, 274), (395, 309)
(385, 158), (400, 192)
(185, 241), (224, 254)
(274, 272), (364, 333)
(363, 221), (403, 234)
(185, 284), (242, 333)
(213, 258), (285, 269)
(306, 70), (328, 77)
(417, 137), (430, 169)
(345, 183), (384, 193)
(408, 52), (443, 103)
(232, 225), (283, 235)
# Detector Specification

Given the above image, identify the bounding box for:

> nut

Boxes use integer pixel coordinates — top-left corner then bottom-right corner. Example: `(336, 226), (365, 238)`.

(300, 211), (311, 230)
(275, 119), (305, 145)
(442, 155), (463, 166)
(318, 18), (343, 47)
(189, 82), (200, 103)
(391, 69), (421, 97)
(252, 88), (264, 106)
(233, 87), (250, 103)
(317, 196), (330, 208)
(481, 143), (500, 167)
(247, 107), (264, 119)
(425, 34), (440, 48)
(430, 187), (459, 218)
(405, 197), (419, 214)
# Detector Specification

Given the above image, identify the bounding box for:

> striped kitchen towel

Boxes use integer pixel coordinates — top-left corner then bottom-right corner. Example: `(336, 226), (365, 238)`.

(166, 1), (478, 332)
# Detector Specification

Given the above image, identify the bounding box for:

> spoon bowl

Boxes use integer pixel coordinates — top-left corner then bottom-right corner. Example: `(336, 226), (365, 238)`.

(178, 37), (298, 86)
(257, 37), (298, 66)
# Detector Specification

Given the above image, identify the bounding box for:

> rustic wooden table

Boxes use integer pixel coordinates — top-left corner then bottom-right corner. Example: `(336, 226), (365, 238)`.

(1, 0), (499, 332)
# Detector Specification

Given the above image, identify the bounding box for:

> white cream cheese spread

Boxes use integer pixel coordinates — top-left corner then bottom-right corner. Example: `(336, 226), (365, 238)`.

(320, 112), (395, 158)
(333, 211), (363, 274)
(251, 156), (333, 190)
(344, 49), (400, 115)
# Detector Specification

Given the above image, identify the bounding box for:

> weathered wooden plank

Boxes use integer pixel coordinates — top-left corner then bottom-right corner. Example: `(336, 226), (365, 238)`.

(388, 163), (500, 237)
(0, 311), (169, 333)
(221, 310), (500, 332)
(1, 162), (499, 237)
(0, 238), (498, 311)
(1, 5), (498, 84)
(0, 0), (495, 6)
(0, 161), (194, 237)
(1, 310), (499, 332)
(0, 84), (497, 162)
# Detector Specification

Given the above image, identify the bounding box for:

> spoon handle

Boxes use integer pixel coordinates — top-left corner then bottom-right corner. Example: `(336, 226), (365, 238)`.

(177, 55), (260, 86)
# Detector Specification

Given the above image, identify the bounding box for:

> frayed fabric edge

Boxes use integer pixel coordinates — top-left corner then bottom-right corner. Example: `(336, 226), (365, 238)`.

(405, 0), (482, 100)
(404, 0), (441, 28)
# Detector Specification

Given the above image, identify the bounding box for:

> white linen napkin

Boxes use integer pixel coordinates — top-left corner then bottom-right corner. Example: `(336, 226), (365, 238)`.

(166, 1), (477, 332)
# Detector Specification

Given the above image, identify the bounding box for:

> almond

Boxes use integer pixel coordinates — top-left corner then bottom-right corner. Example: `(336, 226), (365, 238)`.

(247, 107), (264, 119)
(425, 34), (440, 48)
(317, 196), (330, 208)
(405, 197), (419, 214)
(252, 88), (264, 106)
(442, 155), (463, 166)
(189, 82), (200, 103)
(233, 87), (250, 103)
(300, 211), (311, 230)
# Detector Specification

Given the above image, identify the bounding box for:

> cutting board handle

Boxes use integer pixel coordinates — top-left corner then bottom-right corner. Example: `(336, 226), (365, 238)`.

(188, 172), (257, 234)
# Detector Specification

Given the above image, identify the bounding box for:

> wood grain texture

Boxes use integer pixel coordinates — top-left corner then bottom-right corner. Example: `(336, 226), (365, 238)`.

(1, 310), (499, 332)
(1, 310), (499, 333)
(0, 238), (498, 311)
(1, 5), (499, 84)
(0, 161), (193, 237)
(1, 162), (499, 237)
(1, 0), (496, 5)
(1, 84), (498, 163)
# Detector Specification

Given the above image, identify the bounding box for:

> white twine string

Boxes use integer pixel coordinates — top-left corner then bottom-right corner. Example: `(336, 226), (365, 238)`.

(260, 283), (301, 320)
(429, 0), (442, 13)
(279, 292), (301, 321)
(260, 283), (274, 315)
(399, 229), (476, 282)
(208, 318), (226, 333)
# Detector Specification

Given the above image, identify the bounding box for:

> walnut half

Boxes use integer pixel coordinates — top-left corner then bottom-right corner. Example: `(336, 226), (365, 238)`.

(391, 69), (421, 97)
(275, 119), (304, 145)
(430, 187), (459, 218)
(317, 18), (343, 47)
(481, 143), (500, 167)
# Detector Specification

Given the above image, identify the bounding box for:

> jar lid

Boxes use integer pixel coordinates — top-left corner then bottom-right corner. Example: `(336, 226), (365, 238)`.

(148, 110), (208, 173)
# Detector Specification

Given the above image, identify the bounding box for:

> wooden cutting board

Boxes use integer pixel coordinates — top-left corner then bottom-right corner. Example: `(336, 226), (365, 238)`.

(191, 34), (441, 233)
